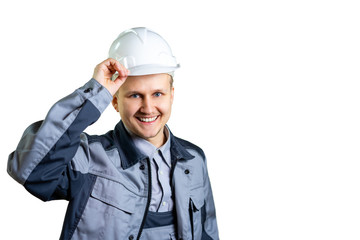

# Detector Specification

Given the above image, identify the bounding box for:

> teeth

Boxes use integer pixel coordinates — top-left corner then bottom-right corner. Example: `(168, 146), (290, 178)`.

(139, 116), (157, 122)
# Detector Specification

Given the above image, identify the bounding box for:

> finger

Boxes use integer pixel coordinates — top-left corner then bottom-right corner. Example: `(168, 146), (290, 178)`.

(118, 63), (129, 79)
(109, 58), (124, 73)
(121, 64), (129, 78)
(116, 64), (124, 78)
(117, 67), (130, 82)
(113, 75), (127, 88)
(106, 59), (118, 73)
(111, 60), (129, 80)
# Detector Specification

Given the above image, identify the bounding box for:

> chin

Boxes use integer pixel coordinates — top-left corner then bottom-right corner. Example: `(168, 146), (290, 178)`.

(126, 118), (166, 141)
(137, 129), (161, 140)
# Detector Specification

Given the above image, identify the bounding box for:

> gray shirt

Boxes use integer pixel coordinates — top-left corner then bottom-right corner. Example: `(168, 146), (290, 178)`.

(128, 126), (173, 212)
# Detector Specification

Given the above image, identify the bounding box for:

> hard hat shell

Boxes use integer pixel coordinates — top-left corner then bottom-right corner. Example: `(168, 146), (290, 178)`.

(109, 27), (180, 76)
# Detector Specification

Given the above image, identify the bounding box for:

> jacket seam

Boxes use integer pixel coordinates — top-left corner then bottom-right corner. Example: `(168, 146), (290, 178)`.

(67, 174), (97, 240)
(200, 201), (213, 240)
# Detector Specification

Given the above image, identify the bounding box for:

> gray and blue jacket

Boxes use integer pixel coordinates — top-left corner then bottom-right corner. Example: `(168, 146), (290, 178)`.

(7, 79), (219, 240)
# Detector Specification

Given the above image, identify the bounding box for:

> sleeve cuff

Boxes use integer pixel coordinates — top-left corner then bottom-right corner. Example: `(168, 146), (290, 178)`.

(77, 78), (113, 114)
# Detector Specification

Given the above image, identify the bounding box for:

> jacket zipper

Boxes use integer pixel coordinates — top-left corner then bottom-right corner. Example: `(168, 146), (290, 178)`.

(136, 158), (152, 240)
(137, 157), (180, 239)
(170, 157), (179, 187)
(189, 199), (196, 240)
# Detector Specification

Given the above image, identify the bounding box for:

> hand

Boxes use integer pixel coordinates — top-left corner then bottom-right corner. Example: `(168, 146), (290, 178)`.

(92, 58), (130, 96)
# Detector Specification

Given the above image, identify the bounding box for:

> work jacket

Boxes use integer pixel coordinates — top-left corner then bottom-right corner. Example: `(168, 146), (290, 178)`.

(7, 79), (219, 240)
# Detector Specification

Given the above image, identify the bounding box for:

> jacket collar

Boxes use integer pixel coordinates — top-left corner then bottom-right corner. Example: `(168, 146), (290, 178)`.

(113, 121), (194, 169)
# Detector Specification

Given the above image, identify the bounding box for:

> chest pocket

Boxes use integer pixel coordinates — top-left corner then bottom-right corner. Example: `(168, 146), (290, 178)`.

(90, 176), (137, 216)
(73, 177), (139, 239)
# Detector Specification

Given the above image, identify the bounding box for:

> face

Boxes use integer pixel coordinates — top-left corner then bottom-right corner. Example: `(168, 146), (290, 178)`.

(112, 73), (174, 148)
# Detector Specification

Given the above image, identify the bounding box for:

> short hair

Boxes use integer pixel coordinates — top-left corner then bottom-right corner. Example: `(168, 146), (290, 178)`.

(168, 74), (174, 88)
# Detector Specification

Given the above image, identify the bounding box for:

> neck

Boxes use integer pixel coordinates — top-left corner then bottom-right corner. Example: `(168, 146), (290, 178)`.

(147, 129), (167, 148)
(124, 124), (169, 149)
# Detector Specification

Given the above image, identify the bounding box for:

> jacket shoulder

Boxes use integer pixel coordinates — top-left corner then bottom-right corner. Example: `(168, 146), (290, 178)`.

(174, 136), (206, 160)
(84, 130), (117, 151)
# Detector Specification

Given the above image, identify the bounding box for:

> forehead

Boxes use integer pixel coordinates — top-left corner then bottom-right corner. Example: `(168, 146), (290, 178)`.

(120, 73), (172, 93)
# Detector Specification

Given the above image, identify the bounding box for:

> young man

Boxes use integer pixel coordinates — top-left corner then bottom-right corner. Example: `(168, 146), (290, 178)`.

(8, 27), (219, 240)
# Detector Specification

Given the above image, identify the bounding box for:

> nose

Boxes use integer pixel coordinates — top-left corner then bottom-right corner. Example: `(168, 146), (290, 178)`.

(140, 96), (154, 114)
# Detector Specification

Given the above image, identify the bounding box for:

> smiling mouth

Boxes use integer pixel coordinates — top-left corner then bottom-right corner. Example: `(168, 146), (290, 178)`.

(137, 116), (159, 123)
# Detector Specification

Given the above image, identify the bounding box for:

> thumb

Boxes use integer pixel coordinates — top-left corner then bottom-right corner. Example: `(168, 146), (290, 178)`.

(116, 69), (130, 82)
(112, 69), (130, 88)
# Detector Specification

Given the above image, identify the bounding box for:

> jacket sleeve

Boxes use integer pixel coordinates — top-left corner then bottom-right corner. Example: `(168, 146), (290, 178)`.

(202, 157), (220, 239)
(7, 78), (112, 201)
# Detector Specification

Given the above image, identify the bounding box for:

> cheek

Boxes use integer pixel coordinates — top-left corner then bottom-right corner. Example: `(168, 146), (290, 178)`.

(158, 99), (173, 115)
(119, 100), (138, 118)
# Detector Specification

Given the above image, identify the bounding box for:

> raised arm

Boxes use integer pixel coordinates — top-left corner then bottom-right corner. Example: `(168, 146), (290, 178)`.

(7, 59), (128, 201)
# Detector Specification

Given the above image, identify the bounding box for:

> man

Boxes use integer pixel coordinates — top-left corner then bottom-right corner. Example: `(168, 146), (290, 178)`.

(8, 27), (219, 240)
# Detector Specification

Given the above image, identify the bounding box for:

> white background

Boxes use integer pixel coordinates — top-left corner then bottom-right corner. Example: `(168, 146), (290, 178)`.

(1, 0), (360, 239)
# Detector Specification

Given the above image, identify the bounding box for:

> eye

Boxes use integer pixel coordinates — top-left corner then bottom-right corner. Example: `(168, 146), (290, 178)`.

(154, 92), (162, 97)
(130, 94), (140, 98)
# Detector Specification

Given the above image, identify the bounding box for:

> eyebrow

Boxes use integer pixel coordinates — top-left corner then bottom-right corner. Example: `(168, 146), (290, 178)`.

(125, 88), (167, 95)
(125, 91), (141, 96)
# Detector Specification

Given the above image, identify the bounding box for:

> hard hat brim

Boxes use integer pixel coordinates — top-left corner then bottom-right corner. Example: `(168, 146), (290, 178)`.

(127, 64), (180, 76)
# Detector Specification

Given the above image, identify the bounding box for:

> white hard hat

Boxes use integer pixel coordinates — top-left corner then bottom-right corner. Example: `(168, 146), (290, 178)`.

(109, 27), (180, 76)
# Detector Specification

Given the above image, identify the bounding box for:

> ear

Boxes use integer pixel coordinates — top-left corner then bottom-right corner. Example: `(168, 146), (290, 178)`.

(170, 87), (175, 104)
(112, 95), (119, 112)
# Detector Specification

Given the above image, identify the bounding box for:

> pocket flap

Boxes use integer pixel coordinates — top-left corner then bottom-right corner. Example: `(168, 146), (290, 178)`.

(91, 177), (137, 214)
(190, 188), (205, 211)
